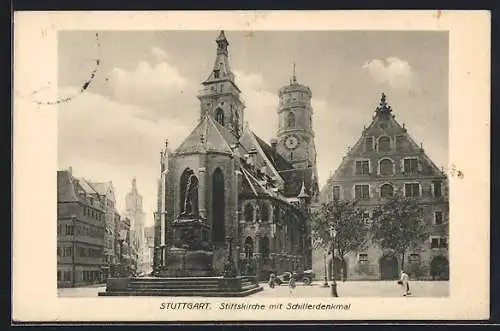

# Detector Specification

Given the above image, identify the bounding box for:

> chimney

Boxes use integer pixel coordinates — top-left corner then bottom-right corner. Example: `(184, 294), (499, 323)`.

(68, 166), (73, 176)
(270, 138), (278, 162)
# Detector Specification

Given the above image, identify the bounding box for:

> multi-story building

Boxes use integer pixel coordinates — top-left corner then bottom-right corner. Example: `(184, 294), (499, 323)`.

(154, 31), (318, 279)
(318, 94), (449, 281)
(89, 181), (119, 279)
(57, 168), (106, 287)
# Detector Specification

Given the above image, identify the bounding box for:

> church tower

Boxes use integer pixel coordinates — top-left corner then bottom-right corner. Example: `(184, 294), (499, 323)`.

(197, 30), (245, 138)
(276, 64), (317, 171)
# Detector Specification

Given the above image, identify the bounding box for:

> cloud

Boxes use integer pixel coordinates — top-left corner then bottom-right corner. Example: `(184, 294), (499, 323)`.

(58, 86), (193, 223)
(151, 46), (169, 62)
(362, 57), (415, 90)
(107, 54), (191, 109)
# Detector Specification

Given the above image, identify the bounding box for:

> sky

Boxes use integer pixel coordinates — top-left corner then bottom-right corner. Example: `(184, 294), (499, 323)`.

(57, 30), (449, 226)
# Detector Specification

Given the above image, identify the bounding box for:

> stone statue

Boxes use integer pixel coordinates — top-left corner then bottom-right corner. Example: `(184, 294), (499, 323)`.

(181, 174), (198, 217)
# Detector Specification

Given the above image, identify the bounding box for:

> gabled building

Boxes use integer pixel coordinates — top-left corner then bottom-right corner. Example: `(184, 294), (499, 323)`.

(154, 31), (319, 279)
(319, 93), (449, 281)
(57, 168), (106, 287)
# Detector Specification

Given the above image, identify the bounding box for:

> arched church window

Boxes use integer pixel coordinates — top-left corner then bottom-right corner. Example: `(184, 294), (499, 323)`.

(378, 136), (391, 153)
(244, 203), (254, 223)
(287, 112), (296, 128)
(215, 108), (224, 126)
(380, 183), (394, 198)
(179, 168), (199, 217)
(259, 236), (270, 259)
(260, 203), (270, 222)
(379, 159), (394, 176)
(212, 168), (225, 243)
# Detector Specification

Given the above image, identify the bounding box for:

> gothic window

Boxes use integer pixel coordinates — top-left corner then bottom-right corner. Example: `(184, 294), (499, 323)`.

(287, 112), (296, 128)
(259, 236), (270, 258)
(380, 183), (394, 198)
(215, 108), (224, 126)
(379, 159), (394, 176)
(179, 168), (199, 216)
(244, 203), (254, 223)
(212, 168), (225, 243)
(378, 136), (391, 153)
(260, 203), (269, 222)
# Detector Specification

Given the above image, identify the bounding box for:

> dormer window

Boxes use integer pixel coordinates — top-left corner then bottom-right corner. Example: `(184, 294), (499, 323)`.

(214, 70), (220, 78)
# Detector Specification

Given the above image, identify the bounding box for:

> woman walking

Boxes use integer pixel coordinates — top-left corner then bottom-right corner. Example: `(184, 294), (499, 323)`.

(399, 270), (411, 296)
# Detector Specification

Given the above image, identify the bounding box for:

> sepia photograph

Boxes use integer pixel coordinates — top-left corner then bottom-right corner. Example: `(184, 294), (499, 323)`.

(13, 11), (490, 321)
(56, 29), (449, 298)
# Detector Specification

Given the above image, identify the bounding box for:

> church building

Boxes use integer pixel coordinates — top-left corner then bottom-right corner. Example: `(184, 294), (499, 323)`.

(319, 93), (449, 281)
(153, 31), (319, 279)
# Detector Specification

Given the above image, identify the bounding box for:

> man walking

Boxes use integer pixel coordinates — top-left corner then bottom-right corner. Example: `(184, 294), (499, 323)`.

(399, 270), (411, 296)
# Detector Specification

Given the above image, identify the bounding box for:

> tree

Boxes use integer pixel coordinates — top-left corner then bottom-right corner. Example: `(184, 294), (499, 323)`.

(370, 194), (428, 270)
(311, 199), (370, 273)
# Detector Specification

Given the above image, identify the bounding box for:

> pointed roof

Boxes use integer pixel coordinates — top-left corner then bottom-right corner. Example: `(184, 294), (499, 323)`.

(57, 170), (79, 202)
(328, 93), (446, 181)
(203, 30), (236, 84)
(175, 114), (235, 155)
(297, 181), (309, 198)
(216, 30), (228, 43)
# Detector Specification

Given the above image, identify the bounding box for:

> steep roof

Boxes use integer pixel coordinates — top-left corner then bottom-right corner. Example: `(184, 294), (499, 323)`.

(57, 170), (79, 202)
(326, 93), (446, 186)
(175, 114), (235, 155)
(252, 133), (293, 173)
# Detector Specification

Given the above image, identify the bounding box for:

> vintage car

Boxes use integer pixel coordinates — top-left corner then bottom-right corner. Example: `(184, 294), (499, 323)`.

(274, 270), (315, 286)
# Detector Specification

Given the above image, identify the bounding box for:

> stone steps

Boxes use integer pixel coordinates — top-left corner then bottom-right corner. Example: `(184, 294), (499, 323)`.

(98, 286), (263, 297)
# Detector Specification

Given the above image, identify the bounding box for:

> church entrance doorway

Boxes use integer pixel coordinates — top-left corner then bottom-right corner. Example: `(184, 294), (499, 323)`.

(379, 254), (399, 280)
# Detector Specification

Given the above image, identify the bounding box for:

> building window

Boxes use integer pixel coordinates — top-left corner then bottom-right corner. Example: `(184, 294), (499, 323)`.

(379, 158), (394, 176)
(354, 185), (370, 200)
(355, 160), (370, 175)
(287, 112), (296, 128)
(244, 204), (254, 222)
(57, 246), (61, 256)
(260, 203), (270, 222)
(434, 211), (444, 225)
(57, 225), (61, 235)
(404, 183), (420, 197)
(214, 70), (220, 78)
(403, 158), (419, 173)
(378, 136), (391, 152)
(396, 135), (405, 151)
(365, 137), (374, 152)
(409, 253), (420, 263)
(380, 183), (394, 198)
(359, 253), (368, 264)
(211, 167), (225, 243)
(431, 237), (448, 249)
(65, 224), (74, 236)
(64, 271), (72, 281)
(57, 270), (61, 281)
(332, 186), (341, 200)
(215, 108), (224, 126)
(433, 181), (442, 197)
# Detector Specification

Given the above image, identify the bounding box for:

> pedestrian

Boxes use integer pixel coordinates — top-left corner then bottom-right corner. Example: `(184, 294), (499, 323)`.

(288, 274), (296, 294)
(268, 273), (276, 289)
(399, 269), (411, 296)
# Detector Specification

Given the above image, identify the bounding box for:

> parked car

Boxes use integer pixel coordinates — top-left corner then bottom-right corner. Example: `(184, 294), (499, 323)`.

(274, 270), (315, 286)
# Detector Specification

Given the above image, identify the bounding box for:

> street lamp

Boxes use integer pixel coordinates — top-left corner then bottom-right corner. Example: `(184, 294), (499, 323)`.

(330, 227), (338, 297)
(321, 251), (329, 287)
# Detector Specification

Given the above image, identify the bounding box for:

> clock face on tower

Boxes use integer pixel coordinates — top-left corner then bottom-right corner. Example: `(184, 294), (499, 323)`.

(284, 135), (300, 150)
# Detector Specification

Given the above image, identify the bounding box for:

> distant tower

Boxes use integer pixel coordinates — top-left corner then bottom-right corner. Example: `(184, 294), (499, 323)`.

(276, 63), (317, 171)
(125, 178), (146, 258)
(197, 30), (245, 138)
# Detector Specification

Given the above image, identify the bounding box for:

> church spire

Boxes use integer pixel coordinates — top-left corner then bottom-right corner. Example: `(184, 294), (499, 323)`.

(216, 30), (229, 55)
(203, 30), (235, 84)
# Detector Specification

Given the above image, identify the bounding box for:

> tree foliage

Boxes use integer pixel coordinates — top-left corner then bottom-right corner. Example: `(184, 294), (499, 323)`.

(370, 194), (428, 268)
(311, 199), (369, 259)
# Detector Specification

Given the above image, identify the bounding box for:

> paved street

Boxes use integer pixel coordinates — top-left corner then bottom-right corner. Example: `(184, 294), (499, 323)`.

(58, 281), (448, 298)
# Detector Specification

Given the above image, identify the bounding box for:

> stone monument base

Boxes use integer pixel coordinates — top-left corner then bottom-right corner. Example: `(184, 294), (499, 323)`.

(98, 276), (263, 297)
(160, 247), (214, 277)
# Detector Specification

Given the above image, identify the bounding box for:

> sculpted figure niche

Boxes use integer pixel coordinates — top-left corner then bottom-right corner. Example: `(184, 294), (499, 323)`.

(179, 168), (199, 219)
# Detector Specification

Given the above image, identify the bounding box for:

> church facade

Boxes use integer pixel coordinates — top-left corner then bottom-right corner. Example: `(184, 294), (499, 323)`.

(318, 94), (449, 281)
(153, 31), (319, 279)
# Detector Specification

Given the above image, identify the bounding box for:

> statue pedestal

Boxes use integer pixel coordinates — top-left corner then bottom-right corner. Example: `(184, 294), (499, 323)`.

(161, 217), (214, 277)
